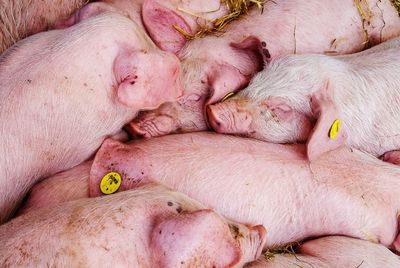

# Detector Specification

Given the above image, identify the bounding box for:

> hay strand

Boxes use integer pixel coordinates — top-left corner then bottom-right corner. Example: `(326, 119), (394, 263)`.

(263, 242), (299, 260)
(392, 0), (400, 15)
(175, 0), (265, 40)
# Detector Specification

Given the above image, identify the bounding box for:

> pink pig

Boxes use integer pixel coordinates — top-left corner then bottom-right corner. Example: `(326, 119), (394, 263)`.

(247, 236), (400, 267)
(207, 36), (400, 161)
(0, 12), (183, 223)
(0, 0), (89, 53)
(20, 133), (400, 251)
(128, 0), (400, 138)
(1, 184), (266, 267)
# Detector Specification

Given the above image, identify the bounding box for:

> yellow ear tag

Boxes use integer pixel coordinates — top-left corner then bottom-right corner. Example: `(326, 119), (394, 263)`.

(329, 119), (341, 139)
(221, 92), (235, 102)
(100, 172), (122, 195)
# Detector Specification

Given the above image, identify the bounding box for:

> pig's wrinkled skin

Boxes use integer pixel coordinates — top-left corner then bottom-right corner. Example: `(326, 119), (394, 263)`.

(246, 236), (400, 268)
(0, 0), (89, 54)
(22, 133), (400, 250)
(0, 13), (182, 224)
(128, 0), (400, 138)
(2, 184), (265, 267)
(207, 36), (400, 160)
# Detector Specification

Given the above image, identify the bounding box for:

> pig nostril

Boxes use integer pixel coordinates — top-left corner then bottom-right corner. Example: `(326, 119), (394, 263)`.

(125, 122), (147, 138)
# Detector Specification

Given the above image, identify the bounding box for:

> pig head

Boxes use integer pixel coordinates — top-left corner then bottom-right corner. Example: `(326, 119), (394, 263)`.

(1, 184), (265, 267)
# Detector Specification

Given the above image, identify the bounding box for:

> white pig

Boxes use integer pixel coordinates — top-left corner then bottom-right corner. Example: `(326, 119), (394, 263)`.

(207, 36), (400, 161)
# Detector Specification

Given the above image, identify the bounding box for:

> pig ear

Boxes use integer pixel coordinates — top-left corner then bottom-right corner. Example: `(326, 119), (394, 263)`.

(264, 97), (296, 120)
(151, 209), (241, 267)
(230, 36), (269, 68)
(142, 0), (191, 54)
(54, 2), (115, 29)
(205, 36), (267, 105)
(89, 138), (128, 197)
(205, 64), (248, 105)
(306, 81), (347, 161)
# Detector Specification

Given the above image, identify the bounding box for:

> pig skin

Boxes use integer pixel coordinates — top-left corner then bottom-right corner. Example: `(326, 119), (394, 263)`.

(207, 36), (400, 159)
(246, 236), (400, 268)
(0, 0), (88, 53)
(0, 13), (182, 223)
(20, 133), (400, 251)
(1, 184), (266, 267)
(129, 0), (400, 138)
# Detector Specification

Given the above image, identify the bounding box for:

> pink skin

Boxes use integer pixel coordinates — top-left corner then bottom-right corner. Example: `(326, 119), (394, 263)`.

(129, 0), (400, 138)
(207, 36), (400, 161)
(22, 132), (400, 250)
(56, 0), (228, 43)
(0, 0), (88, 53)
(247, 236), (400, 268)
(0, 13), (183, 224)
(1, 184), (266, 267)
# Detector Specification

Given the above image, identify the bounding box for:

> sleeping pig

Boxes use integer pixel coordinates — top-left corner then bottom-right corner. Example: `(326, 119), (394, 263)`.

(0, 12), (182, 223)
(128, 0), (400, 138)
(1, 184), (265, 267)
(20, 132), (400, 251)
(207, 36), (400, 161)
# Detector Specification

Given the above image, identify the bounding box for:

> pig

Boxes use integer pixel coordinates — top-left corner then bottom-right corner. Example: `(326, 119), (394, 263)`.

(207, 36), (400, 161)
(20, 132), (400, 250)
(246, 236), (400, 268)
(128, 0), (400, 138)
(0, 0), (88, 53)
(1, 184), (266, 267)
(0, 12), (183, 224)
(0, 0), (229, 54)
(57, 0), (229, 54)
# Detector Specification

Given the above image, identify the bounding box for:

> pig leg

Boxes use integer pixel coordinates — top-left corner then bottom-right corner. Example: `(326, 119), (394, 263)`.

(298, 236), (400, 267)
(381, 150), (400, 166)
(247, 236), (400, 267)
(127, 95), (207, 138)
(53, 2), (119, 29)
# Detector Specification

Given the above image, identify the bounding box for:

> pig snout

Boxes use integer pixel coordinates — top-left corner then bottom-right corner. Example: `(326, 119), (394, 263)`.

(127, 101), (179, 138)
(126, 102), (175, 138)
(207, 101), (252, 135)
